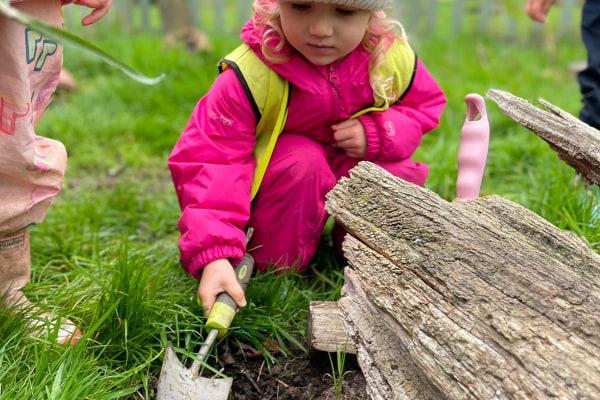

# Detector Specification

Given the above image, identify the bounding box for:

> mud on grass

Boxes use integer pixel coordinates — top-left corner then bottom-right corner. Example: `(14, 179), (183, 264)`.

(219, 340), (367, 400)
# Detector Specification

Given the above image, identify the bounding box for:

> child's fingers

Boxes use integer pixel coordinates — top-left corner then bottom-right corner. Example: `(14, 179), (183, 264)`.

(335, 137), (355, 149)
(334, 131), (362, 148)
(335, 135), (366, 158)
(197, 286), (217, 317)
(224, 281), (247, 308)
(75, 0), (112, 26)
(331, 119), (357, 130)
(525, 0), (553, 22)
(74, 0), (111, 7)
(333, 128), (355, 142)
(81, 7), (109, 26)
(541, 0), (556, 17)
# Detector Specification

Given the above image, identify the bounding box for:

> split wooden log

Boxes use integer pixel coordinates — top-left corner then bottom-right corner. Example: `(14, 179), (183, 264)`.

(487, 89), (600, 187)
(325, 161), (600, 400)
(307, 301), (356, 354)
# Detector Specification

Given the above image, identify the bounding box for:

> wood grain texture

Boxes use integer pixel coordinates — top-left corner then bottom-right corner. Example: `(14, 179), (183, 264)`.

(325, 161), (600, 400)
(487, 89), (600, 187)
(307, 301), (356, 354)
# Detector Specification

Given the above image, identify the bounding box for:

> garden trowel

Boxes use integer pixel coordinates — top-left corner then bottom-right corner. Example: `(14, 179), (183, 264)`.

(156, 229), (254, 400)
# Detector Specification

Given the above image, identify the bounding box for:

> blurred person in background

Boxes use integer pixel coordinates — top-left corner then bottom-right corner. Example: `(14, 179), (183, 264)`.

(526, 0), (600, 129)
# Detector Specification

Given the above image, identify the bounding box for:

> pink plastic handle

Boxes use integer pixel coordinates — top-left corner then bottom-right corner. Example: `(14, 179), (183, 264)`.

(456, 94), (490, 201)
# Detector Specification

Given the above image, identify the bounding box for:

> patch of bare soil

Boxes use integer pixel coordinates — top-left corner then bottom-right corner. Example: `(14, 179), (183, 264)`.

(217, 340), (367, 399)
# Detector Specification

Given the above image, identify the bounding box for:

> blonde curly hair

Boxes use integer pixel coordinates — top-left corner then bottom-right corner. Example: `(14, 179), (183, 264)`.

(251, 0), (408, 104)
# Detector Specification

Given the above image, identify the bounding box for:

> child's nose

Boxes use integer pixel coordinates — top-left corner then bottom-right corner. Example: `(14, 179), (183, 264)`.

(308, 17), (333, 37)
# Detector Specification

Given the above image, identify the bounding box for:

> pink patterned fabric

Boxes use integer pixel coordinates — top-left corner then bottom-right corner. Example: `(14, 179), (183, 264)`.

(169, 21), (447, 277)
(0, 0), (67, 235)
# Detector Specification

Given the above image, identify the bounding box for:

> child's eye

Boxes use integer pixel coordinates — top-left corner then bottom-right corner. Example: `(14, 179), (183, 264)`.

(336, 8), (356, 16)
(290, 3), (311, 11)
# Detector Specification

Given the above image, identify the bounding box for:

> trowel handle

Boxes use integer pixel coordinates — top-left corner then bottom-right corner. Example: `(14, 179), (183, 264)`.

(456, 94), (490, 201)
(205, 253), (254, 331)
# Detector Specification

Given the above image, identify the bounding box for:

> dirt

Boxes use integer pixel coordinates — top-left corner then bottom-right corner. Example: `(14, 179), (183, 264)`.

(216, 340), (368, 399)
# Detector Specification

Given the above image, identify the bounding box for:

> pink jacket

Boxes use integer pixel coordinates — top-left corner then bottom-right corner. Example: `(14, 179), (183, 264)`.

(169, 21), (446, 278)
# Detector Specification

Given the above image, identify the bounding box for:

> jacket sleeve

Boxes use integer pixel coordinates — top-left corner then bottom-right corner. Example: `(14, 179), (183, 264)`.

(168, 68), (257, 279)
(359, 58), (446, 161)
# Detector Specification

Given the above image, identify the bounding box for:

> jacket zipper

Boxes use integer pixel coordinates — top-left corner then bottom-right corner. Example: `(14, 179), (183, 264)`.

(328, 64), (340, 121)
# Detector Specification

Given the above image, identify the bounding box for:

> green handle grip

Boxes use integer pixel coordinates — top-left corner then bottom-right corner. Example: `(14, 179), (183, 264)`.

(205, 253), (254, 331)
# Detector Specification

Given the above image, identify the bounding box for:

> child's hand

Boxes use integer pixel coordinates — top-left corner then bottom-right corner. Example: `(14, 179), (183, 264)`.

(525, 0), (556, 23)
(332, 119), (367, 159)
(66, 0), (113, 26)
(197, 258), (247, 317)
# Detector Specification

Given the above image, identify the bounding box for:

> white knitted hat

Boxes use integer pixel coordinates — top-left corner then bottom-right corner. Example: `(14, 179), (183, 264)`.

(279, 0), (392, 11)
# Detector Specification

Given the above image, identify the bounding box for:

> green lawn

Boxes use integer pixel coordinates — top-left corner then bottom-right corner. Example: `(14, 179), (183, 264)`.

(0, 9), (598, 399)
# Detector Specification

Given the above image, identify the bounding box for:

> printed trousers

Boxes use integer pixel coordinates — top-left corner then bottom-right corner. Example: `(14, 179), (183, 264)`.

(0, 0), (66, 236)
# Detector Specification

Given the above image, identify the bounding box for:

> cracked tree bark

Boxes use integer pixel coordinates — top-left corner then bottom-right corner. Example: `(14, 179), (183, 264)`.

(325, 161), (600, 400)
(487, 89), (600, 187)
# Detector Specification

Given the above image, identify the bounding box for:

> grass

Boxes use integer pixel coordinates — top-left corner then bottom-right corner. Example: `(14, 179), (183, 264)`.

(1, 5), (598, 399)
(327, 341), (349, 400)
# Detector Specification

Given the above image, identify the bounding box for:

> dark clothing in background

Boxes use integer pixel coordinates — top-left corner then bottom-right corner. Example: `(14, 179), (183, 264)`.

(578, 0), (600, 129)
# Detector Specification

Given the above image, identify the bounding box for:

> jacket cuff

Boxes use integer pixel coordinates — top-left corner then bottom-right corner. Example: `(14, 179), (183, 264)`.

(182, 245), (245, 280)
(358, 114), (381, 160)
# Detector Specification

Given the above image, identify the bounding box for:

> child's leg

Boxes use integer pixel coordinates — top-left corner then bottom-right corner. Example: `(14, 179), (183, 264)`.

(0, 228), (31, 310)
(248, 134), (337, 272)
(0, 227), (80, 344)
(0, 1), (79, 344)
(0, 0), (67, 232)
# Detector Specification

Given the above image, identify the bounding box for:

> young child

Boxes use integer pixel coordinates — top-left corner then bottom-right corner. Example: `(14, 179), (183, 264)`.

(0, 0), (112, 344)
(168, 0), (446, 314)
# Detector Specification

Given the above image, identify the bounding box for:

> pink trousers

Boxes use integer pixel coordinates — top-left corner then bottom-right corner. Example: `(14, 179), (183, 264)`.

(247, 134), (427, 272)
(0, 0), (66, 236)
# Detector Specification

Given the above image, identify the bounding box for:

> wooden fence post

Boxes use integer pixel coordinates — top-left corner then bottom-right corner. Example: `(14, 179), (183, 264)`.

(559, 0), (577, 38)
(112, 0), (135, 32)
(238, 0), (251, 26)
(452, 0), (465, 35)
(63, 3), (75, 28)
(397, 0), (420, 35)
(140, 0), (150, 31)
(215, 0), (224, 34)
(505, 15), (517, 40)
(426, 0), (438, 34)
(478, 0), (492, 34)
(189, 0), (199, 28)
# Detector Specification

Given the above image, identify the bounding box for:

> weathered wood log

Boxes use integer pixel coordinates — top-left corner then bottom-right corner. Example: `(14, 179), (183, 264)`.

(339, 274), (444, 400)
(307, 301), (356, 354)
(487, 89), (600, 187)
(325, 161), (600, 400)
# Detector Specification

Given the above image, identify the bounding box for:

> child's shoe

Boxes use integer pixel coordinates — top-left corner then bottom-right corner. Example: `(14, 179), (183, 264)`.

(0, 228), (81, 345)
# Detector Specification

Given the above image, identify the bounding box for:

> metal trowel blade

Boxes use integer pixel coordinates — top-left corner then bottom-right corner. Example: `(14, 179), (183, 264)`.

(156, 344), (233, 400)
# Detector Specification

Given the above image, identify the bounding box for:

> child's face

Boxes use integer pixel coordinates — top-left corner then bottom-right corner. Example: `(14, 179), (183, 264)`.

(279, 1), (371, 65)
